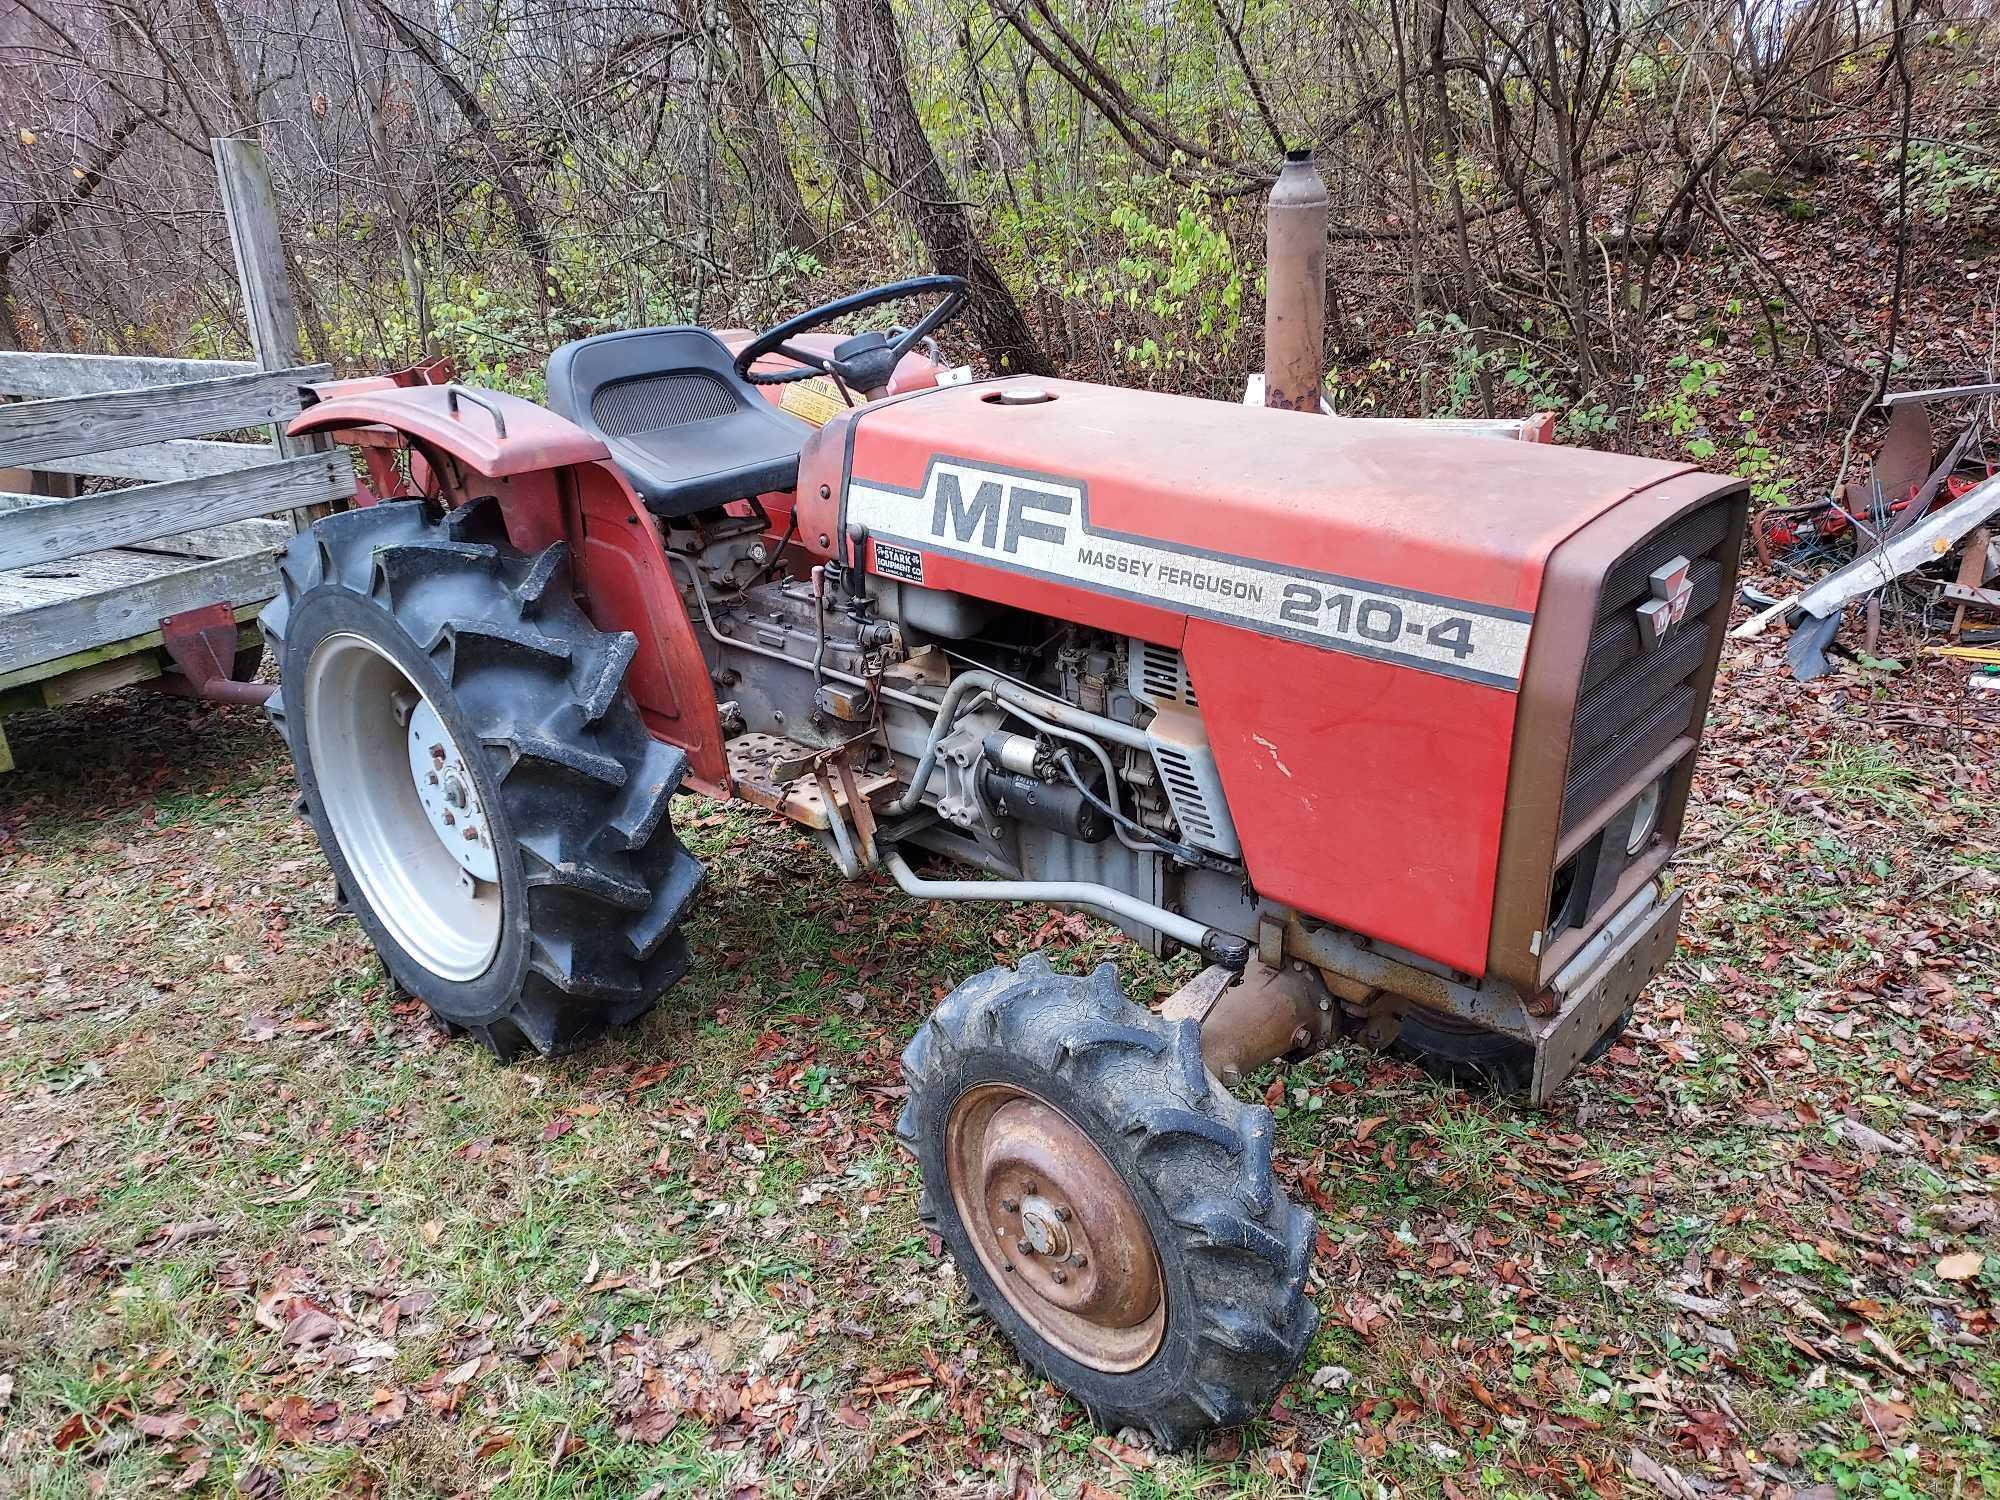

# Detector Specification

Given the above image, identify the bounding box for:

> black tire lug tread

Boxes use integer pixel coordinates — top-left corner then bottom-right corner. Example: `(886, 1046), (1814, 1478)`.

(441, 494), (505, 543)
(511, 541), (571, 618)
(579, 632), (639, 724)
(523, 855), (652, 912)
(500, 732), (627, 788)
(624, 856), (704, 960)
(267, 499), (702, 1061)
(897, 960), (1315, 1451)
(608, 742), (686, 850)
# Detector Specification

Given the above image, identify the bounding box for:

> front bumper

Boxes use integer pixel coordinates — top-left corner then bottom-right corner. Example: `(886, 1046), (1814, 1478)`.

(1527, 881), (1682, 1102)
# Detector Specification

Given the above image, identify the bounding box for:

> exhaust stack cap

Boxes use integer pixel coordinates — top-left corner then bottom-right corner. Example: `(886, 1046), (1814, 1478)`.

(1263, 150), (1329, 414)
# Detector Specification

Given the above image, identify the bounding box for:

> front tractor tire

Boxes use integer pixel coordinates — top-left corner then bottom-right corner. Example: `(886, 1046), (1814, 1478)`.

(898, 955), (1317, 1450)
(259, 498), (704, 1059)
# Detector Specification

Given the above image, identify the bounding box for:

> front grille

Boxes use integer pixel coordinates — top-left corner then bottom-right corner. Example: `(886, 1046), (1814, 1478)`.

(592, 372), (738, 436)
(1560, 498), (1732, 836)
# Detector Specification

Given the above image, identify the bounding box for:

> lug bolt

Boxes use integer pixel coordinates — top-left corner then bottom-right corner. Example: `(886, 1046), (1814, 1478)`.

(1000, 1198), (1018, 1213)
(1053, 1205), (1071, 1223)
(427, 771), (439, 785)
(442, 811), (456, 826)
(1050, 1269), (1067, 1285)
(1020, 1179), (1037, 1194)
(429, 744), (445, 764)
(1070, 1253), (1087, 1268)
(463, 826), (480, 842)
(1292, 1026), (1311, 1047)
(1002, 1262), (1014, 1274)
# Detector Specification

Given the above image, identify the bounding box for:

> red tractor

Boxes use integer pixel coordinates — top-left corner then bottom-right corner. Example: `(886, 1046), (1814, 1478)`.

(263, 276), (1743, 1445)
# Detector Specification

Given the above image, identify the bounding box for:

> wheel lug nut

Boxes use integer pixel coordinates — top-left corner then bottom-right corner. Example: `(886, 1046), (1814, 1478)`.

(1000, 1199), (1018, 1213)
(1070, 1253), (1086, 1268)
(1053, 1205), (1071, 1222)
(1020, 1179), (1037, 1194)
(442, 811), (456, 826)
(1050, 1269), (1067, 1284)
(463, 826), (479, 841)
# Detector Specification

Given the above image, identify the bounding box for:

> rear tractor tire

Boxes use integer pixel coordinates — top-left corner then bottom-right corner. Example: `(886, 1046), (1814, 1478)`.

(898, 955), (1318, 1449)
(259, 498), (704, 1059)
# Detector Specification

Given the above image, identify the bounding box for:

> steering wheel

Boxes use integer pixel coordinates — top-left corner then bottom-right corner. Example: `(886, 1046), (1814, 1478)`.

(734, 275), (969, 394)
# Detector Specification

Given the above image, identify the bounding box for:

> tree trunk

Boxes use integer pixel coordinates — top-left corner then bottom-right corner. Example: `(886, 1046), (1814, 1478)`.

(719, 0), (820, 251)
(836, 0), (1054, 376)
(823, 0), (876, 216)
(369, 0), (557, 313)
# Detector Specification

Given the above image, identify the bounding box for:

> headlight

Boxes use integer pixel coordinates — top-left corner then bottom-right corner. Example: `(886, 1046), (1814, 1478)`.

(1625, 779), (1663, 854)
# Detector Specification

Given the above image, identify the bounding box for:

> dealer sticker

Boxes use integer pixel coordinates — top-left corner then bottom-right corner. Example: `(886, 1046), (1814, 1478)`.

(872, 540), (925, 584)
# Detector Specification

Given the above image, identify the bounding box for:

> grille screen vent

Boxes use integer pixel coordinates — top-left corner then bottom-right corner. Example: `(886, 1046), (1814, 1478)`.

(1560, 497), (1733, 836)
(1130, 641), (1199, 707)
(1153, 744), (1220, 843)
(592, 372), (738, 436)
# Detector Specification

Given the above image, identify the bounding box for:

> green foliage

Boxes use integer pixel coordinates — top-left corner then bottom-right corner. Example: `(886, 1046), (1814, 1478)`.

(1640, 351), (1795, 500)
(1417, 314), (1612, 436)
(1879, 138), (2000, 225)
(1065, 180), (1248, 384)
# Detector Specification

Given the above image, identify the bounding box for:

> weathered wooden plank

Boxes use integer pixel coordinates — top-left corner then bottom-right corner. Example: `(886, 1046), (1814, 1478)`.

(51, 437), (277, 483)
(215, 138), (330, 534)
(39, 651), (161, 705)
(129, 518), (293, 560)
(0, 452), (350, 570)
(0, 601), (259, 693)
(0, 364), (330, 471)
(0, 493), (288, 563)
(0, 547), (206, 610)
(0, 351), (258, 399)
(0, 549), (279, 671)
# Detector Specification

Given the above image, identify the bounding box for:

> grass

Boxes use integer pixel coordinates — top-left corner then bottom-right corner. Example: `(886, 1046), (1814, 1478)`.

(0, 640), (1996, 1498)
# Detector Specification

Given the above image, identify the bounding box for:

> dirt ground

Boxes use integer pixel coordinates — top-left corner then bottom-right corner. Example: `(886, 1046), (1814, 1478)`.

(1, 623), (1995, 1499)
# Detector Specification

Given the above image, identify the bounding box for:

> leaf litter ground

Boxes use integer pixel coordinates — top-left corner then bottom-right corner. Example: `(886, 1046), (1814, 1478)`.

(0, 621), (1994, 1499)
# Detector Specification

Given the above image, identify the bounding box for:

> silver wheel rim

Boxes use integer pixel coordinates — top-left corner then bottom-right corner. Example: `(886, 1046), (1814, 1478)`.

(302, 631), (503, 981)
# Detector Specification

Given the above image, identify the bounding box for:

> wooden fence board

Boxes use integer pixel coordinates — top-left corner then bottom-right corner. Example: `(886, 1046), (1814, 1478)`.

(0, 453), (349, 570)
(55, 438), (277, 482)
(0, 351), (257, 399)
(0, 494), (289, 563)
(0, 365), (329, 471)
(0, 550), (279, 670)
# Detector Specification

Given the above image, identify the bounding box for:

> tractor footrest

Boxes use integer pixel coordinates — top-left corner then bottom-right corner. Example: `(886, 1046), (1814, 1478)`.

(726, 732), (894, 831)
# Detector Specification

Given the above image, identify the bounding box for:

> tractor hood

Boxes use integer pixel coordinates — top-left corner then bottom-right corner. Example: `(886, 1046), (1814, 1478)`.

(796, 376), (1740, 984)
(811, 376), (1699, 647)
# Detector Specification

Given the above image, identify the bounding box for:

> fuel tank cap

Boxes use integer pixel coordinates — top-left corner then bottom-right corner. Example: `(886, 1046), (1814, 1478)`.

(985, 385), (1055, 405)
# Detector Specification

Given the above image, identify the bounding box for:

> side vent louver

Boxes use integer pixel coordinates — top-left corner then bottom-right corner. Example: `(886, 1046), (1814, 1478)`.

(1130, 640), (1199, 708)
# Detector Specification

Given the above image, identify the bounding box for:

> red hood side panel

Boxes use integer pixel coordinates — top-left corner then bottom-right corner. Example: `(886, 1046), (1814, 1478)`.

(1181, 623), (1517, 973)
(834, 379), (1701, 976)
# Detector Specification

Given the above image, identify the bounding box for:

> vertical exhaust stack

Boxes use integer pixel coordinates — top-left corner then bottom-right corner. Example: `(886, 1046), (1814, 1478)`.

(1263, 149), (1328, 413)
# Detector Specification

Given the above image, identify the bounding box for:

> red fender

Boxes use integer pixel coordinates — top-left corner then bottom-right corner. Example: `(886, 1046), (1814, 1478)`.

(288, 384), (731, 794)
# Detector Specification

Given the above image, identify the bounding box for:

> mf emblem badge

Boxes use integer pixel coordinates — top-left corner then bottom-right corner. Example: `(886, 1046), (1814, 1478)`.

(1636, 556), (1695, 649)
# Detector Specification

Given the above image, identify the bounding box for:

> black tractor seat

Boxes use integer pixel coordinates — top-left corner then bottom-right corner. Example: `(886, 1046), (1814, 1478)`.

(544, 327), (815, 518)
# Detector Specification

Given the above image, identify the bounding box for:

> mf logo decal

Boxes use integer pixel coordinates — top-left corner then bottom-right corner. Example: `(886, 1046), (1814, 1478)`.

(845, 457), (1533, 690)
(1636, 556), (1694, 649)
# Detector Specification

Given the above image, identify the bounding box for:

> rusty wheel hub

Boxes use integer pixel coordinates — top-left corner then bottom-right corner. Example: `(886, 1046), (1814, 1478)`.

(945, 1084), (1165, 1372)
